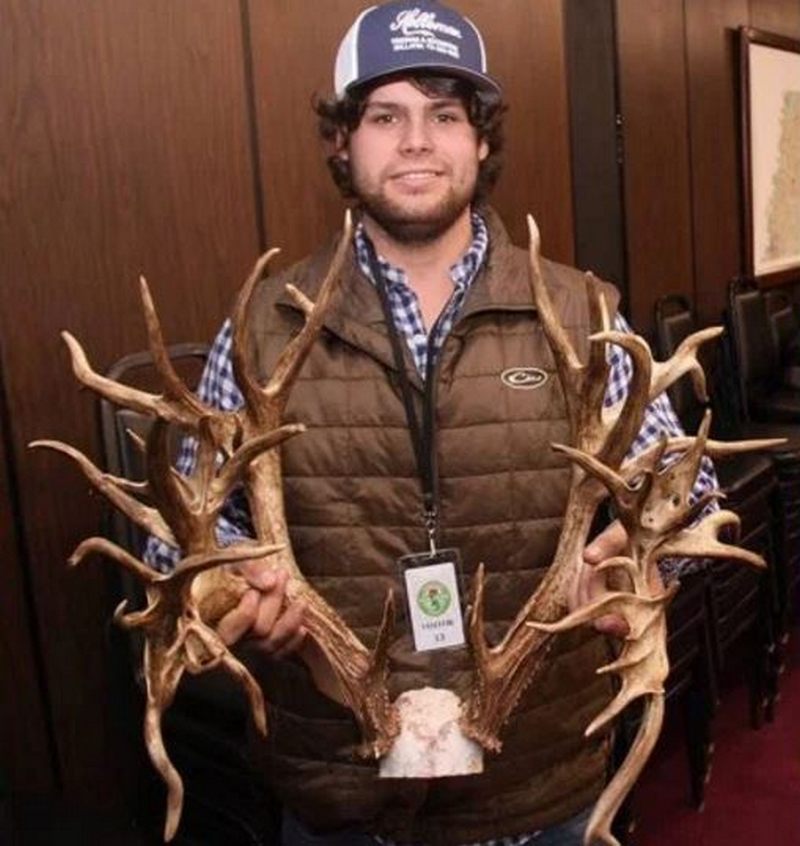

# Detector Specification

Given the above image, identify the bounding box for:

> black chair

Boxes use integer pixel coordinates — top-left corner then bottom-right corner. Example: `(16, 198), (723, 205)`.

(99, 344), (280, 846)
(654, 295), (781, 728)
(764, 288), (800, 374)
(664, 570), (717, 808)
(724, 281), (800, 652)
(727, 279), (800, 424)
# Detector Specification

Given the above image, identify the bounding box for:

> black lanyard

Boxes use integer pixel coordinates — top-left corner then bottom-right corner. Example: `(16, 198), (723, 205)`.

(364, 241), (440, 552)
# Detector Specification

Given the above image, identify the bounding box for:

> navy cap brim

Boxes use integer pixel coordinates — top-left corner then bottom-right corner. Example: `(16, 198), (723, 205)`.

(344, 62), (502, 97)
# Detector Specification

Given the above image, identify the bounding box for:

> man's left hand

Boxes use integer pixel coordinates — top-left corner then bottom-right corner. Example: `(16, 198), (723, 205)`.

(571, 520), (630, 637)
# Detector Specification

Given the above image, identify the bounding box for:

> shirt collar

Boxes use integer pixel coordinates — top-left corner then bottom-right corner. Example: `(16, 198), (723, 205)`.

(353, 212), (488, 291)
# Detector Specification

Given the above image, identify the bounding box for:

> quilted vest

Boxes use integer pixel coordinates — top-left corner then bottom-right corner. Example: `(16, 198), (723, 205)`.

(244, 209), (621, 845)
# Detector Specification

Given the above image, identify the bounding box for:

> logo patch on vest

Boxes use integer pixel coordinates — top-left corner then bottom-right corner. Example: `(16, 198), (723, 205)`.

(501, 367), (549, 390)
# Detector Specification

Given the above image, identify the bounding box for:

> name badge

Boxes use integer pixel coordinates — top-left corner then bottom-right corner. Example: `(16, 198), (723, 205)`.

(398, 549), (466, 652)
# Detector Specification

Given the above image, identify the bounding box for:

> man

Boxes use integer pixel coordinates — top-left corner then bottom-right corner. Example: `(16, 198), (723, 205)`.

(147, 2), (715, 843)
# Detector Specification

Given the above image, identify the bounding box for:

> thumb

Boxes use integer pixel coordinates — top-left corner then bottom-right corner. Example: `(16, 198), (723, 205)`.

(584, 520), (627, 566)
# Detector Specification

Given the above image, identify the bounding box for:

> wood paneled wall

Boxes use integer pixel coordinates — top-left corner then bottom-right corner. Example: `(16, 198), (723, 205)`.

(616, 0), (695, 331)
(0, 0), (573, 815)
(0, 0), (261, 809)
(0, 360), (54, 794)
(616, 0), (800, 331)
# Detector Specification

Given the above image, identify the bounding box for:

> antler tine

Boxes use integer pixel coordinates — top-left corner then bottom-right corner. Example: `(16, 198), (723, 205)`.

(143, 699), (185, 842)
(553, 443), (633, 505)
(138, 276), (207, 411)
(590, 331), (653, 466)
(624, 435), (786, 475)
(69, 535), (162, 581)
(269, 210), (352, 406)
(230, 248), (283, 414)
(216, 422), (305, 494)
(526, 215), (581, 393)
(30, 439), (175, 544)
(584, 272), (612, 392)
(61, 331), (181, 421)
(60, 333), (235, 461)
(659, 509), (767, 568)
(527, 220), (617, 453)
(584, 697), (665, 846)
(144, 419), (207, 552)
(650, 326), (723, 402)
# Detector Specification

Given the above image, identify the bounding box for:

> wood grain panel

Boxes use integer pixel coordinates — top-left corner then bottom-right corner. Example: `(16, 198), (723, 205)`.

(0, 0), (259, 805)
(749, 0), (800, 37)
(616, 0), (694, 334)
(248, 0), (574, 266)
(461, 0), (573, 259)
(565, 0), (627, 296)
(0, 363), (55, 794)
(685, 0), (750, 324)
(247, 0), (362, 267)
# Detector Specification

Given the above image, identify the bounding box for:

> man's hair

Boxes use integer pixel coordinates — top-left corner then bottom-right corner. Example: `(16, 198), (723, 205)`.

(315, 73), (506, 203)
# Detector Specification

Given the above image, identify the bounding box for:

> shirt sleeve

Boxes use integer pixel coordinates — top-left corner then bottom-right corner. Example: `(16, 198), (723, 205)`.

(142, 319), (253, 572)
(605, 313), (720, 581)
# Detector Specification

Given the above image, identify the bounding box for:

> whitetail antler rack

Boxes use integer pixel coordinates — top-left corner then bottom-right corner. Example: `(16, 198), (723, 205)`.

(32, 211), (783, 845)
(460, 216), (782, 845)
(32, 212), (399, 841)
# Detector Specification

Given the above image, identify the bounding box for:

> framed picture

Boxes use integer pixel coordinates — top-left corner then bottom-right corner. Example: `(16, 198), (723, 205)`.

(739, 27), (800, 284)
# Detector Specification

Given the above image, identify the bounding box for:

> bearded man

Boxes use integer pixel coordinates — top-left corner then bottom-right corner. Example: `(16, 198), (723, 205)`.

(147, 2), (716, 843)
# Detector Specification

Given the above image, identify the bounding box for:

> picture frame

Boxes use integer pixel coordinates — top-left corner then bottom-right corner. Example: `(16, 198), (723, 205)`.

(739, 27), (800, 285)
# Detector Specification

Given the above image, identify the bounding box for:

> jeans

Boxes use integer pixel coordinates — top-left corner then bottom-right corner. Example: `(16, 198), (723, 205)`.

(281, 805), (593, 846)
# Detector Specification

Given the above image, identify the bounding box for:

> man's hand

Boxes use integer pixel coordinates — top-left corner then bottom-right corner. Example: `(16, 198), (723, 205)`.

(217, 565), (307, 658)
(571, 520), (630, 637)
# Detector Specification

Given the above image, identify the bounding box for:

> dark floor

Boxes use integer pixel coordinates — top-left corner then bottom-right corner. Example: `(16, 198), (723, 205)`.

(634, 622), (800, 845)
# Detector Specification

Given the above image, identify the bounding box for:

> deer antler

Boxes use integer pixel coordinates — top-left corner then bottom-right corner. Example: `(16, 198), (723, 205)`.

(530, 416), (767, 845)
(31, 405), (290, 841)
(461, 216), (783, 845)
(34, 212), (398, 840)
(461, 216), (654, 751)
(221, 210), (399, 758)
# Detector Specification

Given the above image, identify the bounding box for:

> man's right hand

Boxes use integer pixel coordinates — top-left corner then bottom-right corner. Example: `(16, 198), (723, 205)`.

(216, 565), (308, 659)
(216, 563), (346, 705)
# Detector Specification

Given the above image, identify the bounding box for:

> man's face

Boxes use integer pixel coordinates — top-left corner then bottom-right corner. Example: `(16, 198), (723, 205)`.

(342, 80), (489, 244)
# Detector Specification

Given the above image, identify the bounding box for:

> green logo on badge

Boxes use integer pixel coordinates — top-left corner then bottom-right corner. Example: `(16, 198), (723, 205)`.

(417, 580), (451, 617)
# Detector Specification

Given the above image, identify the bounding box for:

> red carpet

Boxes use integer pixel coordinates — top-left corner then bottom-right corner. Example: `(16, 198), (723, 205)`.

(634, 630), (800, 845)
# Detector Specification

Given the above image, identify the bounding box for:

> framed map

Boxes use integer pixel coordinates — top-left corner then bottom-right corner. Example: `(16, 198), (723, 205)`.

(739, 27), (800, 284)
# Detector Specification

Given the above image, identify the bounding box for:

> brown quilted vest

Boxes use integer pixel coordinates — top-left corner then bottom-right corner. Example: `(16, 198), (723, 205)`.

(244, 209), (620, 845)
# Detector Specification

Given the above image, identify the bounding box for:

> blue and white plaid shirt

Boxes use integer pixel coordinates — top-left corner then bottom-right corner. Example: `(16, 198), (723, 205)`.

(145, 212), (717, 578)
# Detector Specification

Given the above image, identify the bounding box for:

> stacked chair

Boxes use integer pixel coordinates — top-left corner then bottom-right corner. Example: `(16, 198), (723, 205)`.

(762, 287), (800, 636)
(650, 295), (780, 813)
(99, 345), (280, 846)
(656, 293), (796, 721)
(726, 279), (800, 649)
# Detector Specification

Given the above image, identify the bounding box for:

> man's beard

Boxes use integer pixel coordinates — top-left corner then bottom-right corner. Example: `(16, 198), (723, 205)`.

(354, 177), (474, 245)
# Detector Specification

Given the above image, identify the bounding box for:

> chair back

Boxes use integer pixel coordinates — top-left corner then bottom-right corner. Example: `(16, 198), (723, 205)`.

(764, 288), (800, 367)
(654, 294), (705, 432)
(727, 279), (780, 420)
